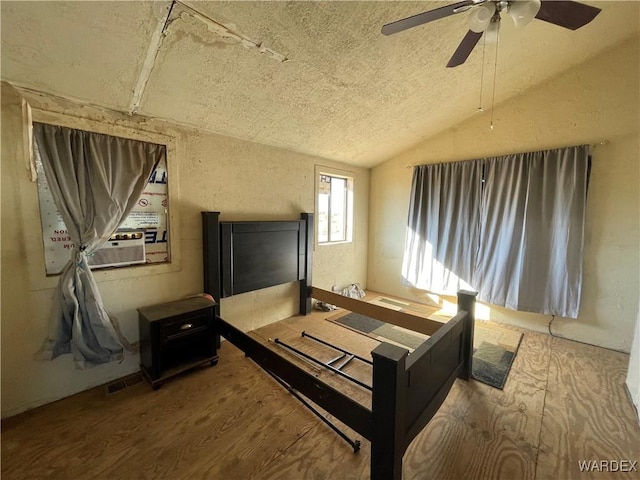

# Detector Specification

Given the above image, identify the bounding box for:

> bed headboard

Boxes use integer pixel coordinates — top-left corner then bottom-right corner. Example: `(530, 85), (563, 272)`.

(202, 212), (314, 315)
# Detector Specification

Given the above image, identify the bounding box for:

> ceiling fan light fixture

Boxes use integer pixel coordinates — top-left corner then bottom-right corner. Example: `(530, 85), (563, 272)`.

(469, 2), (496, 33)
(508, 0), (541, 27)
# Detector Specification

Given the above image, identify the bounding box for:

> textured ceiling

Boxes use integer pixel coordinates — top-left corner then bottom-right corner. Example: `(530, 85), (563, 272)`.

(2, 1), (638, 167)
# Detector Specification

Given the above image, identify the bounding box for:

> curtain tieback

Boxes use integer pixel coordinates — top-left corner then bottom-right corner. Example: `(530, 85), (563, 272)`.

(75, 247), (89, 266)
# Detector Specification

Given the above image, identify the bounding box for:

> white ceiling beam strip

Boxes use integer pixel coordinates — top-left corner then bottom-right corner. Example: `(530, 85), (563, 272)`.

(128, 2), (175, 115)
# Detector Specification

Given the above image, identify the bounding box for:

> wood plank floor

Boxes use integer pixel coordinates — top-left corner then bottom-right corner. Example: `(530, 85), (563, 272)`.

(2, 309), (639, 480)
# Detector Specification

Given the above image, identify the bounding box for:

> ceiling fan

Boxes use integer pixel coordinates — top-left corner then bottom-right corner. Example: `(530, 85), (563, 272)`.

(381, 0), (602, 67)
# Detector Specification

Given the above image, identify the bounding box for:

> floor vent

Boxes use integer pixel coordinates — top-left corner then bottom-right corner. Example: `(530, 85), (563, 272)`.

(106, 373), (144, 395)
(124, 373), (144, 387)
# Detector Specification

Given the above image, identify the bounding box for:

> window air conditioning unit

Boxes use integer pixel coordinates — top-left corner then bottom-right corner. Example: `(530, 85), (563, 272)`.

(88, 230), (146, 269)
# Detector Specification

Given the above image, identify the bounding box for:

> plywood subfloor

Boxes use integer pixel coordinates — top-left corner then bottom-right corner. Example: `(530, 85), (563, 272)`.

(2, 309), (639, 480)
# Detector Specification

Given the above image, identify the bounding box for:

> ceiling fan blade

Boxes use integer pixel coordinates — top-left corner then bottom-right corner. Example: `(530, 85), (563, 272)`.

(535, 1), (601, 30)
(446, 30), (483, 67)
(381, 0), (476, 36)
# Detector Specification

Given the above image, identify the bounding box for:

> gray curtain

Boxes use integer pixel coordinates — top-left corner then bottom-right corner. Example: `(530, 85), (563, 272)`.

(402, 160), (483, 294)
(403, 145), (589, 318)
(475, 146), (590, 318)
(33, 123), (164, 368)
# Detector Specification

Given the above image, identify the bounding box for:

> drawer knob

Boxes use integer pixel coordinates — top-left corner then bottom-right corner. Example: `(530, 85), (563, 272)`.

(180, 323), (194, 330)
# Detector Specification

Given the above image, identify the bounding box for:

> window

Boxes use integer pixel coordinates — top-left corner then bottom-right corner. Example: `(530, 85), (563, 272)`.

(317, 173), (353, 244)
(33, 124), (170, 275)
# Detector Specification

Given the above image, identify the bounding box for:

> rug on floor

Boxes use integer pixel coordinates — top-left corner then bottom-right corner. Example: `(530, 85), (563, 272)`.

(328, 312), (522, 389)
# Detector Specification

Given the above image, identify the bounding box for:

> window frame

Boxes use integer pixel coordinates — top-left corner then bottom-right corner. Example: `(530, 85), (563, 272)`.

(23, 108), (181, 291)
(315, 167), (354, 246)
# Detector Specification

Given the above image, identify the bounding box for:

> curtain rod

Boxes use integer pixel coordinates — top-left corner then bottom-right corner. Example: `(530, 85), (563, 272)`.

(405, 141), (610, 169)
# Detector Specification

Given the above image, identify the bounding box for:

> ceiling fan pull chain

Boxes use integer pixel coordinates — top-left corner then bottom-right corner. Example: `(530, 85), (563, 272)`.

(477, 34), (487, 112)
(489, 17), (501, 130)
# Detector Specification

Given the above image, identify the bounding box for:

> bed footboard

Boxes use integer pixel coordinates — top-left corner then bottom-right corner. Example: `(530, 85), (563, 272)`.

(370, 291), (476, 480)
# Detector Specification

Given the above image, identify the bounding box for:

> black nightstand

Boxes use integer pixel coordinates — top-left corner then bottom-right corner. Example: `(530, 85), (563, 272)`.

(138, 296), (218, 389)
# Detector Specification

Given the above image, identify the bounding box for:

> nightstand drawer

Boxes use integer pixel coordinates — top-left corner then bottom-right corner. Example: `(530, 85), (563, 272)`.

(161, 312), (208, 342)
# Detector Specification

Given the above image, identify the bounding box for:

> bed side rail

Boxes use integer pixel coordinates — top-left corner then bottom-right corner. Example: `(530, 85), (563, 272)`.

(217, 315), (372, 440)
(310, 287), (443, 336)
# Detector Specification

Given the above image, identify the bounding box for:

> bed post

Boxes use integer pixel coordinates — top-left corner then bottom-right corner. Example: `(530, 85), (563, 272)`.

(299, 212), (313, 315)
(202, 211), (221, 302)
(371, 342), (408, 480)
(202, 211), (221, 346)
(457, 290), (477, 380)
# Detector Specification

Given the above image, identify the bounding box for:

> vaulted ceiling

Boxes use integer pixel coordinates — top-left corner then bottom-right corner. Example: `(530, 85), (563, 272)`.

(2, 1), (638, 167)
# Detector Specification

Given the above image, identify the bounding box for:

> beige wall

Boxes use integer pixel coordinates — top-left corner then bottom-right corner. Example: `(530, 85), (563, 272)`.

(368, 37), (640, 353)
(1, 84), (369, 417)
(627, 305), (640, 423)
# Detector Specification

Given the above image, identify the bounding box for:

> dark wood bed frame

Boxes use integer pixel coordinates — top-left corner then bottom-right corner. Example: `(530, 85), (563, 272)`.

(202, 211), (476, 480)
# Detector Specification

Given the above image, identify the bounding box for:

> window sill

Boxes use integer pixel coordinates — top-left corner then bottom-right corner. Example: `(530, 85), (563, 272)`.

(28, 259), (182, 292)
(318, 240), (353, 246)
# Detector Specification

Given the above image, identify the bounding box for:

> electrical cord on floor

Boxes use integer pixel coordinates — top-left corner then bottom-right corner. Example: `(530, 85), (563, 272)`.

(546, 313), (627, 354)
